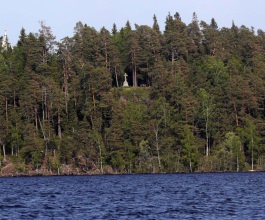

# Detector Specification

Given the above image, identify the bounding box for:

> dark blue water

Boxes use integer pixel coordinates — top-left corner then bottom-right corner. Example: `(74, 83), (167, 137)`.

(0, 172), (264, 219)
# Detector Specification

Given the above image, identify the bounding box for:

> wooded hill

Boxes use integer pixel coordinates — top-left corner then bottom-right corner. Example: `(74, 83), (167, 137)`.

(1, 12), (265, 175)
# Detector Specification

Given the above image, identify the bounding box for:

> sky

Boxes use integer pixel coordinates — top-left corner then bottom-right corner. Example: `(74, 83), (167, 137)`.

(1, 0), (265, 46)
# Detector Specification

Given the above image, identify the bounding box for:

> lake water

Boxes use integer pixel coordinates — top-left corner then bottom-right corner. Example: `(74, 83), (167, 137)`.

(0, 172), (264, 219)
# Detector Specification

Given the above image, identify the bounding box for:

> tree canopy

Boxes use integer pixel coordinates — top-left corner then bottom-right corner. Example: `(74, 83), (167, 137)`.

(0, 13), (265, 175)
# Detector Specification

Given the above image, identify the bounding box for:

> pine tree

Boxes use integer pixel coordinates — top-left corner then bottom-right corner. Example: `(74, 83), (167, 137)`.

(187, 12), (203, 60)
(152, 14), (160, 34)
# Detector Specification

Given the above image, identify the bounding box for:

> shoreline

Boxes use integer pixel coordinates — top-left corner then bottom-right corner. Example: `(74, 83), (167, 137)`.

(0, 170), (262, 178)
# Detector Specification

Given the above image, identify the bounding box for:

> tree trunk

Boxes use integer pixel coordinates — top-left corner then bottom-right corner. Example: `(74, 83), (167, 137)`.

(134, 62), (137, 87)
(45, 87), (48, 120)
(98, 142), (103, 174)
(35, 106), (38, 132)
(2, 144), (6, 162)
(154, 124), (161, 170)
(64, 67), (69, 114)
(189, 157), (192, 172)
(38, 116), (45, 139)
(115, 65), (119, 87)
(233, 101), (239, 127)
(58, 106), (62, 139)
(236, 153), (239, 172)
(205, 107), (209, 157)
(5, 97), (8, 123)
(132, 50), (137, 87)
(251, 134), (254, 170)
(92, 87), (96, 111)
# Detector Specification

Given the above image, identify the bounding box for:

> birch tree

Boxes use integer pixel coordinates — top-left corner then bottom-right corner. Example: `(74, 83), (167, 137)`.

(197, 88), (215, 156)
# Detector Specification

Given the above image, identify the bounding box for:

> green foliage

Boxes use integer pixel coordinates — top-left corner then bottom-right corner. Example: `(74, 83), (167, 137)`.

(181, 124), (198, 172)
(222, 132), (245, 171)
(1, 13), (265, 175)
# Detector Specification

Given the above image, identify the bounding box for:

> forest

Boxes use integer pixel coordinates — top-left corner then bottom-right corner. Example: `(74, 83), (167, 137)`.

(0, 12), (265, 175)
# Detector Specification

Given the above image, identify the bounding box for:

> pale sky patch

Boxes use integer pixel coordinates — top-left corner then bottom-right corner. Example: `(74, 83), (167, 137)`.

(1, 0), (265, 45)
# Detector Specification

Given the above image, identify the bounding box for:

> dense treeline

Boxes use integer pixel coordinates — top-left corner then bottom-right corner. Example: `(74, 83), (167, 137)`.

(1, 12), (265, 175)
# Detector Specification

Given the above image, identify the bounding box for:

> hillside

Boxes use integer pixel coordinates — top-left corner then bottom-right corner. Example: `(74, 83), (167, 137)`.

(1, 13), (265, 175)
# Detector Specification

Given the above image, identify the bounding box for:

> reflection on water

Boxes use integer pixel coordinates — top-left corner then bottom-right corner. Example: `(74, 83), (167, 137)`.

(0, 172), (264, 219)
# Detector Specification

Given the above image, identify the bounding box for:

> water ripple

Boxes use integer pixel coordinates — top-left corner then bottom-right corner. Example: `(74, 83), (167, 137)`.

(0, 173), (265, 219)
